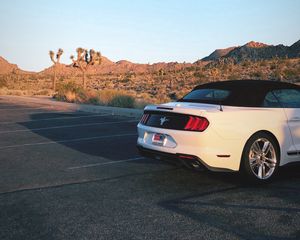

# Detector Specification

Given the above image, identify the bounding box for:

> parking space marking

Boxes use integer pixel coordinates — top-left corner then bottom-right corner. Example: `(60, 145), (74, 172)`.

(1, 109), (74, 116)
(0, 133), (137, 150)
(0, 113), (111, 125)
(0, 119), (138, 133)
(0, 106), (53, 111)
(0, 102), (52, 108)
(67, 157), (146, 170)
(0, 104), (30, 107)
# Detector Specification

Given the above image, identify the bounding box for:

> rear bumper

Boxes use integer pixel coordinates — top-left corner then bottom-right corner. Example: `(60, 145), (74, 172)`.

(137, 145), (207, 170)
(137, 123), (241, 172)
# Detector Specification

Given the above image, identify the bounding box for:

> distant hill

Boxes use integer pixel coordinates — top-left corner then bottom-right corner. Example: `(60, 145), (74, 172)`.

(1, 39), (299, 76)
(201, 40), (300, 62)
(0, 56), (34, 75)
(201, 46), (237, 61)
(1, 40), (299, 100)
(289, 40), (300, 58)
(0, 56), (22, 74)
(40, 57), (194, 75)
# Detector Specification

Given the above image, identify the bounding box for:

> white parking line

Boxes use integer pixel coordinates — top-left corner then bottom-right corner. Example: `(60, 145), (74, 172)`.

(0, 133), (137, 150)
(1, 109), (73, 116)
(0, 102), (51, 108)
(0, 113), (111, 125)
(67, 157), (145, 170)
(0, 104), (26, 107)
(0, 106), (52, 111)
(0, 119), (138, 133)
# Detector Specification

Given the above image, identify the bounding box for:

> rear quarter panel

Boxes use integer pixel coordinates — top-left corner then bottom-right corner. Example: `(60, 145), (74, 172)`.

(205, 106), (295, 166)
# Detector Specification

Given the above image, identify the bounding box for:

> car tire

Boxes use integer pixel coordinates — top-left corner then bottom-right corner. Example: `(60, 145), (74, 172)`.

(241, 132), (280, 183)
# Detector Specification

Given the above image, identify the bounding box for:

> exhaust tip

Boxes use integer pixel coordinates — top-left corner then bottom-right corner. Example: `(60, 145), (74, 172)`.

(177, 154), (205, 171)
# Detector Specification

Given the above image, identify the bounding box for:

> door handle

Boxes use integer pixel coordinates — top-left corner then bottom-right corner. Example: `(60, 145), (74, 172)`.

(290, 117), (300, 122)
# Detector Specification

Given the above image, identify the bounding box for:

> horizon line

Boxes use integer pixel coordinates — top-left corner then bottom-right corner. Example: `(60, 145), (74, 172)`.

(1, 38), (299, 73)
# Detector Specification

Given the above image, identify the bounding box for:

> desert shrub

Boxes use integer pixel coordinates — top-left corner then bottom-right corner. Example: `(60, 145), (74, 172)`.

(193, 79), (206, 85)
(193, 71), (206, 79)
(55, 82), (87, 102)
(76, 89), (89, 103)
(0, 88), (34, 96)
(96, 90), (122, 105)
(0, 77), (7, 88)
(154, 93), (171, 104)
(297, 66), (300, 75)
(136, 93), (153, 106)
(168, 92), (177, 100)
(65, 91), (76, 102)
(283, 69), (298, 80)
(270, 67), (284, 81)
(284, 60), (293, 68)
(29, 74), (38, 81)
(87, 97), (100, 105)
(270, 64), (277, 70)
(33, 89), (53, 96)
(228, 74), (239, 80)
(12, 90), (24, 96)
(251, 70), (265, 79)
(0, 87), (9, 95)
(120, 78), (130, 83)
(54, 83), (146, 109)
(259, 61), (267, 67)
(186, 66), (196, 71)
(134, 99), (150, 109)
(108, 95), (135, 108)
(84, 90), (101, 105)
(241, 60), (251, 67)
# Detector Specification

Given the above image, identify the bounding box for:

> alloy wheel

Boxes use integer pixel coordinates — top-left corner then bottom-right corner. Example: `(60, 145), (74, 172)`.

(248, 138), (277, 180)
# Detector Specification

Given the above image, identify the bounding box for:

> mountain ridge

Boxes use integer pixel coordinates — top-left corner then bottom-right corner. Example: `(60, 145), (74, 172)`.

(0, 39), (299, 75)
(201, 40), (300, 62)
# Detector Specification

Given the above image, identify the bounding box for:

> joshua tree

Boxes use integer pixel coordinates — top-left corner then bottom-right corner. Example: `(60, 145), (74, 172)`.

(12, 67), (20, 81)
(49, 48), (63, 91)
(157, 68), (165, 85)
(70, 48), (101, 89)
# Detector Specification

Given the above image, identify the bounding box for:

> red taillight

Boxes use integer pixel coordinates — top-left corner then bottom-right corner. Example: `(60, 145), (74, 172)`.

(140, 114), (149, 124)
(184, 116), (209, 131)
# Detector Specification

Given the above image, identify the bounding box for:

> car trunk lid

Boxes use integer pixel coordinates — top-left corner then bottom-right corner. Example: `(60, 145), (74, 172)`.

(140, 102), (218, 131)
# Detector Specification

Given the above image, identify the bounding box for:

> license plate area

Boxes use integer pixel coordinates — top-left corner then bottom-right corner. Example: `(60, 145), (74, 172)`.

(152, 133), (166, 146)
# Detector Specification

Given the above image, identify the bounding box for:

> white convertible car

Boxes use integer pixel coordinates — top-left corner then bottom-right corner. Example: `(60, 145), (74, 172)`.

(137, 80), (300, 182)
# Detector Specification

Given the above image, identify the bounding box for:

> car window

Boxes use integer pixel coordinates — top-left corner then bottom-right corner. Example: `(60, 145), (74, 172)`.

(262, 92), (281, 108)
(180, 89), (230, 103)
(272, 89), (300, 108)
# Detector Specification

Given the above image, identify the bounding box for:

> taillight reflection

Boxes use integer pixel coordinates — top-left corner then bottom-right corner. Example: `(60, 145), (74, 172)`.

(184, 116), (209, 131)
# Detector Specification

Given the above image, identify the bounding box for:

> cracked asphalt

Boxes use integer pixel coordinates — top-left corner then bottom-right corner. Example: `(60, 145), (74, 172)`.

(0, 96), (299, 240)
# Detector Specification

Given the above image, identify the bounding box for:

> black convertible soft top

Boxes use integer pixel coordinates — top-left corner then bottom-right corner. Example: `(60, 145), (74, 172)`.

(181, 80), (300, 107)
(195, 80), (299, 91)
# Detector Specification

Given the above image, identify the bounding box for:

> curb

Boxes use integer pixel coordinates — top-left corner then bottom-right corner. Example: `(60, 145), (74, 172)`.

(0, 95), (144, 118)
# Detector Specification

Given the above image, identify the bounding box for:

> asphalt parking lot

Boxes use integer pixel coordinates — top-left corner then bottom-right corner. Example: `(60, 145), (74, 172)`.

(0, 97), (299, 240)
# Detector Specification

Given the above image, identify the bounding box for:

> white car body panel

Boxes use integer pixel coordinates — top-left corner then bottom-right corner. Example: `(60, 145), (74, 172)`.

(137, 102), (300, 172)
(284, 108), (300, 152)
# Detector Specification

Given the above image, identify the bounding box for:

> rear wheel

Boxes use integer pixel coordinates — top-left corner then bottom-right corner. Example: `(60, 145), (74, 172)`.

(241, 133), (279, 182)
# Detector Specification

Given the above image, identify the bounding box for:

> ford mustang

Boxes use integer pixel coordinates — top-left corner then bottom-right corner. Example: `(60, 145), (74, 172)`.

(137, 80), (300, 182)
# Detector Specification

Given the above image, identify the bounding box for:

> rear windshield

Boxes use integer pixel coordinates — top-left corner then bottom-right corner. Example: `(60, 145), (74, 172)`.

(178, 82), (300, 107)
(179, 89), (230, 104)
(178, 87), (266, 107)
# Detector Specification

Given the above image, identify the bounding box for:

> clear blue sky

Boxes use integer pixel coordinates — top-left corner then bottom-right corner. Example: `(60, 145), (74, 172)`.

(0, 0), (299, 71)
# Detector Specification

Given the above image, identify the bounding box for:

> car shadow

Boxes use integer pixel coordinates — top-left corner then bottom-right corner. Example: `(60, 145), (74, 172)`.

(19, 110), (300, 186)
(18, 110), (140, 161)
